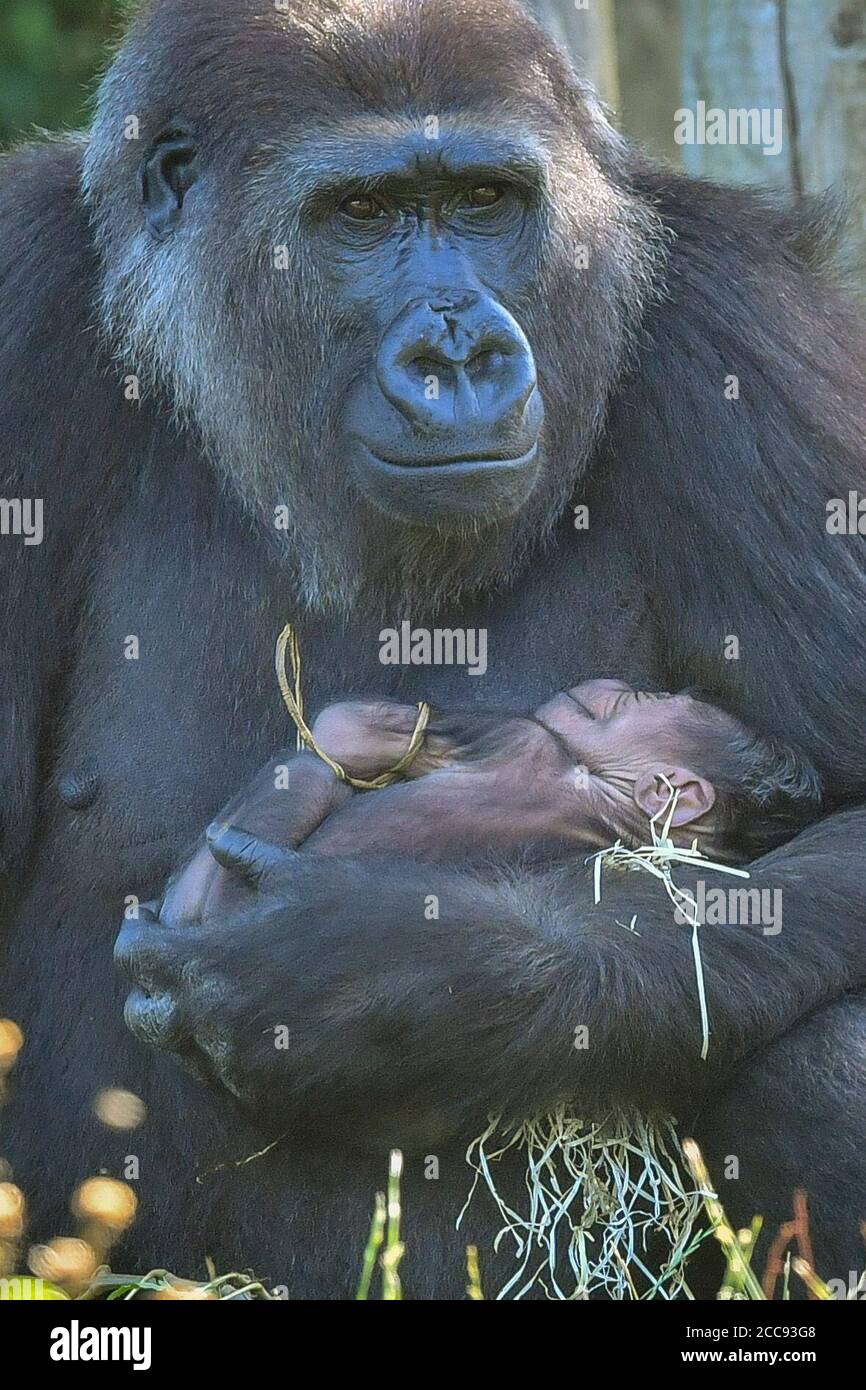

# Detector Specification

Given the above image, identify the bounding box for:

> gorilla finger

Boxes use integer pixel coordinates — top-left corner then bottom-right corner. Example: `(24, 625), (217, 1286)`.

(123, 988), (189, 1049)
(114, 917), (180, 990)
(206, 823), (299, 888)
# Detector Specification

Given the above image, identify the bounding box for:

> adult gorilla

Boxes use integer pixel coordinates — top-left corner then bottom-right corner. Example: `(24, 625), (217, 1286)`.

(2, 0), (866, 1298)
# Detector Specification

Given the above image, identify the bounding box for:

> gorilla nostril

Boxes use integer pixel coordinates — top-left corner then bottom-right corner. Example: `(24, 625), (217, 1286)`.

(466, 348), (502, 380)
(410, 355), (448, 380)
(374, 292), (538, 432)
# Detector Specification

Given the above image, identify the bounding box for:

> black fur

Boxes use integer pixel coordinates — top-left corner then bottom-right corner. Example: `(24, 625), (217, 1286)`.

(2, 0), (866, 1298)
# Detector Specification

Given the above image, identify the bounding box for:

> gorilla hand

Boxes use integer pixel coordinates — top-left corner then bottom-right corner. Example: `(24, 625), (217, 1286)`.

(116, 811), (866, 1141)
(115, 852), (537, 1141)
(159, 750), (351, 928)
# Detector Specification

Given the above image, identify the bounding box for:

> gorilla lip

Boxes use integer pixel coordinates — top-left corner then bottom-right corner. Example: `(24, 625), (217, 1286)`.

(366, 444), (539, 471)
(351, 441), (541, 522)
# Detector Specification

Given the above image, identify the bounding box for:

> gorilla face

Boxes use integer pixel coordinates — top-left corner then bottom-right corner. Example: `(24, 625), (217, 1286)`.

(85, 0), (662, 610)
(329, 133), (546, 525)
(137, 118), (549, 530)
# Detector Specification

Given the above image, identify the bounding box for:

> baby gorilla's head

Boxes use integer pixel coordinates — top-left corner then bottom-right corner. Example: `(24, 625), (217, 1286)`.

(536, 679), (823, 862)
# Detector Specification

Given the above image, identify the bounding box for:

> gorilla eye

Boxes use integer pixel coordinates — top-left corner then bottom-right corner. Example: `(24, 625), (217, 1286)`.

(339, 195), (385, 222)
(464, 184), (504, 209)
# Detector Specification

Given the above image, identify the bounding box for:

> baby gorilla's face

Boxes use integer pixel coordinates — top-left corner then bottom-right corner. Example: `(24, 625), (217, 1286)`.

(536, 679), (721, 838)
(538, 680), (680, 764)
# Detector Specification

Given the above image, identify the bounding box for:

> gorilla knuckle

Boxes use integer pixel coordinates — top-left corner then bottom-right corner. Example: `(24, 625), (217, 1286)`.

(123, 987), (187, 1049)
(114, 917), (179, 984)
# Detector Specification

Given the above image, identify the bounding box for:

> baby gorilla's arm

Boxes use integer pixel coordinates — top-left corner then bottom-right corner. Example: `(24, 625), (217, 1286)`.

(304, 705), (588, 862)
(163, 699), (587, 927)
(310, 698), (543, 779)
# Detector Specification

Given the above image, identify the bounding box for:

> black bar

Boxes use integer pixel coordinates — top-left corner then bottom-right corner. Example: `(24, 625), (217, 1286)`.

(4, 1294), (859, 1374)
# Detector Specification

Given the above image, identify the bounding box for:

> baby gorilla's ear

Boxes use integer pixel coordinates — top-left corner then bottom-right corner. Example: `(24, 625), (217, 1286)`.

(633, 769), (716, 828)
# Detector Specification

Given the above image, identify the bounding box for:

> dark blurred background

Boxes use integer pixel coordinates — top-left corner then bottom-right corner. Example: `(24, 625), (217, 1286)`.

(1, 0), (864, 273)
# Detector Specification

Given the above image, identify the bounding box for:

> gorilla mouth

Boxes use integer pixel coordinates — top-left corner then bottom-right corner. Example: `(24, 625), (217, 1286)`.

(368, 443), (539, 472)
(351, 441), (541, 524)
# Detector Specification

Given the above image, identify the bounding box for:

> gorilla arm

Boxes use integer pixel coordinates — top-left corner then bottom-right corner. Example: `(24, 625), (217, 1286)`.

(611, 173), (866, 792)
(0, 141), (119, 902)
(115, 808), (866, 1141)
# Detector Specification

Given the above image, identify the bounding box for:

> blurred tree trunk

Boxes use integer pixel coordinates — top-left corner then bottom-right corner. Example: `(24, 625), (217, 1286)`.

(681, 0), (866, 278)
(523, 0), (620, 109)
(524, 0), (681, 164)
(613, 0), (682, 164)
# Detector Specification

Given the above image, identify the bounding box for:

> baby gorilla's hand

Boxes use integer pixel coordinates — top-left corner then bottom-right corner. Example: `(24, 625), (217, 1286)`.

(310, 699), (458, 779)
(310, 700), (421, 779)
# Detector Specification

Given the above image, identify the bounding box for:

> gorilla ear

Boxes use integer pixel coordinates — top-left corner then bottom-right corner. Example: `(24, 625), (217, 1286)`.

(140, 128), (198, 242)
(633, 769), (716, 828)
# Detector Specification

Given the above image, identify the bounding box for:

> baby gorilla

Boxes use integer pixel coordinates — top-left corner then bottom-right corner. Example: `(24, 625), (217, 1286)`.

(182, 680), (820, 920)
(298, 678), (821, 866)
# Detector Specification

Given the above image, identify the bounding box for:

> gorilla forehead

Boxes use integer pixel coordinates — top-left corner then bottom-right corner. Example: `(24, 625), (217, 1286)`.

(107, 0), (581, 137)
(263, 118), (548, 208)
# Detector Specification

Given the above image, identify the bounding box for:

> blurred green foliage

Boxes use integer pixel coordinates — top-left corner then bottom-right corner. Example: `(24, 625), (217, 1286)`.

(0, 0), (125, 146)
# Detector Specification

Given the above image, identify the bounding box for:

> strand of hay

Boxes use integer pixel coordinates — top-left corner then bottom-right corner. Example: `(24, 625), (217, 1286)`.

(275, 622), (430, 787)
(586, 776), (750, 1059)
(459, 1112), (713, 1300)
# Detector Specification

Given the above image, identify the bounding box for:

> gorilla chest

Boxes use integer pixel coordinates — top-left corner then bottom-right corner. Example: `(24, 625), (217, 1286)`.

(51, 517), (658, 890)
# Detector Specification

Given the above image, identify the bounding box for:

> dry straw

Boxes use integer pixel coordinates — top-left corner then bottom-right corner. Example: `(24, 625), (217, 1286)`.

(459, 1111), (712, 1299)
(587, 775), (750, 1060)
(275, 622), (430, 787)
(460, 781), (751, 1299)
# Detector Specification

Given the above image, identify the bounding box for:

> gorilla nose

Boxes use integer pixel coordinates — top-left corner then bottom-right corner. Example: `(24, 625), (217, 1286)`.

(376, 291), (537, 437)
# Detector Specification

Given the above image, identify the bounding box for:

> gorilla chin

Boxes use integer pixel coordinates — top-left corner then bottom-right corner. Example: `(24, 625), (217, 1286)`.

(349, 438), (542, 525)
